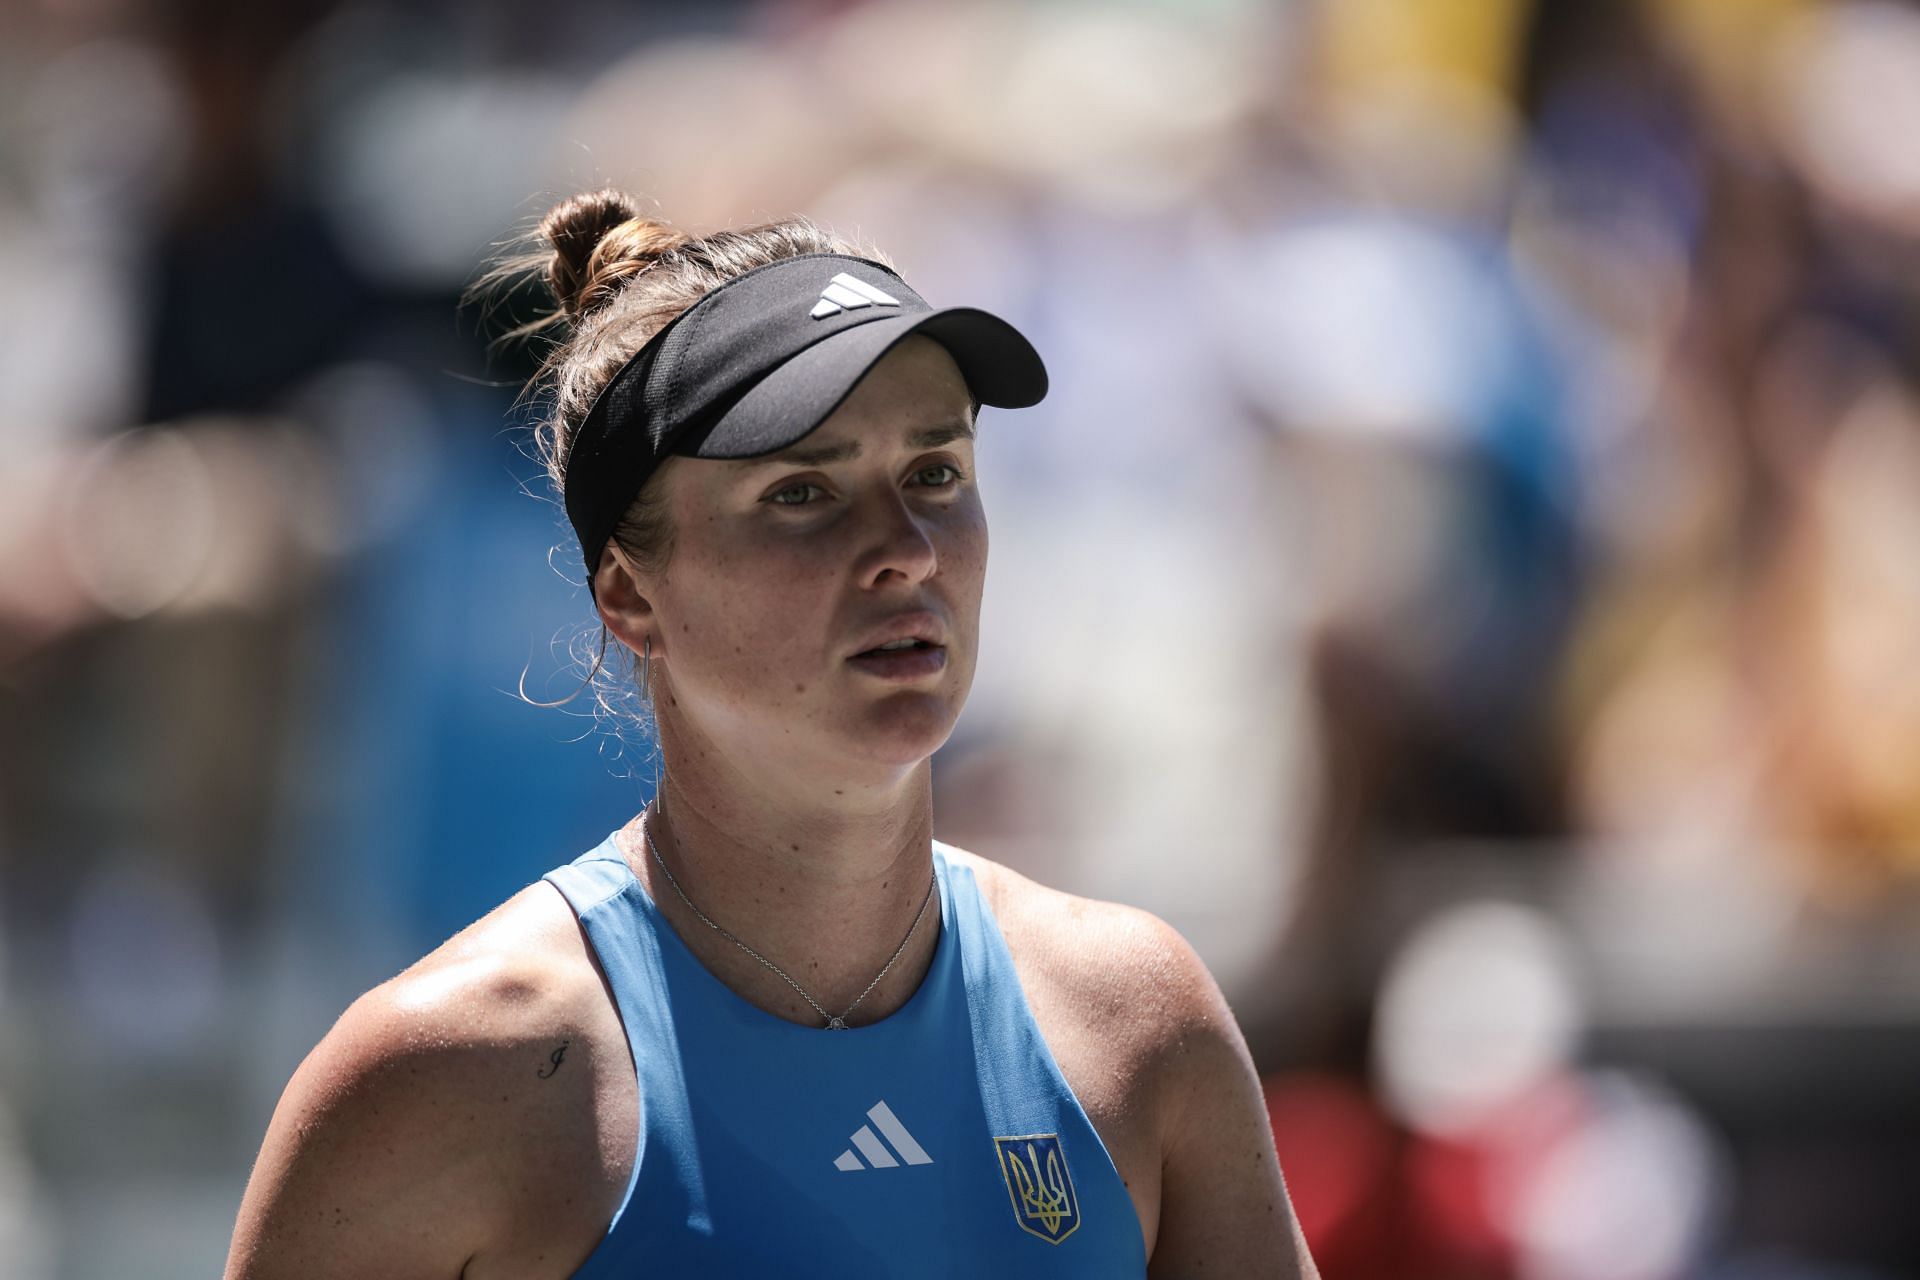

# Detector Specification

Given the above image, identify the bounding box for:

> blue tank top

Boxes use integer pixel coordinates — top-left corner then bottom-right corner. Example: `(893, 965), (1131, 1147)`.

(540, 833), (1148, 1277)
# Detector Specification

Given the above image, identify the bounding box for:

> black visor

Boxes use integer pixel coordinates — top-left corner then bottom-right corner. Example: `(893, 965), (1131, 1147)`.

(562, 253), (1048, 588)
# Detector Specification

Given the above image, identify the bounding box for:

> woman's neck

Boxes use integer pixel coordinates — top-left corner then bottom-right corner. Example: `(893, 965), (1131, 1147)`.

(620, 735), (942, 1028)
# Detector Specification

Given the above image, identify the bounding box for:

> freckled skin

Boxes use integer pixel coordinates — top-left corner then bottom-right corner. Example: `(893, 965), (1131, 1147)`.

(610, 336), (987, 798)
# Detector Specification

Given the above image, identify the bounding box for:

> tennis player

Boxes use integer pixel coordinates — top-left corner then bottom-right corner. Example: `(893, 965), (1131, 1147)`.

(224, 189), (1319, 1278)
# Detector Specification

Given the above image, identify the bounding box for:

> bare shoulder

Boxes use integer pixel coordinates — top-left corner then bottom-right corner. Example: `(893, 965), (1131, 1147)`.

(938, 845), (1238, 1168)
(225, 880), (631, 1280)
(942, 845), (1229, 1064)
(942, 846), (1316, 1277)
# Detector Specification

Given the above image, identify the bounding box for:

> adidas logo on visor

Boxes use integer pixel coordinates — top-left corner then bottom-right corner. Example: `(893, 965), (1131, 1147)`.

(811, 272), (902, 319)
(833, 1100), (934, 1171)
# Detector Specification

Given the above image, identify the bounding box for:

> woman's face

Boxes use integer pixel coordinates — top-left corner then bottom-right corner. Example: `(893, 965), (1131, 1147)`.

(631, 335), (987, 781)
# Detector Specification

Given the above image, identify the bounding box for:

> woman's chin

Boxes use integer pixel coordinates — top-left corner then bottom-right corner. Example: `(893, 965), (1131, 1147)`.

(834, 695), (963, 769)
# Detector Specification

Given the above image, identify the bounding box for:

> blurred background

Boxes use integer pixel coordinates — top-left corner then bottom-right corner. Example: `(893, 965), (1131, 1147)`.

(4, 0), (1920, 1274)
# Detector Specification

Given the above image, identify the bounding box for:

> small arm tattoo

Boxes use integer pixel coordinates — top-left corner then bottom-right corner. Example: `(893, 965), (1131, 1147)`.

(536, 1039), (571, 1078)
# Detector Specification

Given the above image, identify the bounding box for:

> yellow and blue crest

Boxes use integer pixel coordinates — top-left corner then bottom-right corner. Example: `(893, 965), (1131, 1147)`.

(992, 1133), (1082, 1244)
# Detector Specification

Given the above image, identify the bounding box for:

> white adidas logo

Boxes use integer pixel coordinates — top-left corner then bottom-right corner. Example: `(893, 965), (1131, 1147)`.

(833, 1100), (933, 1171)
(811, 272), (901, 319)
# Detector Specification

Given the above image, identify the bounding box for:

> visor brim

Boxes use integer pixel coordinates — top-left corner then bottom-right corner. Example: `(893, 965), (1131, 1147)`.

(680, 307), (1048, 460)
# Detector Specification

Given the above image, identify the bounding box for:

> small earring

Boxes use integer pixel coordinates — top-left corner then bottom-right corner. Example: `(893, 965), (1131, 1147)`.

(641, 635), (652, 702)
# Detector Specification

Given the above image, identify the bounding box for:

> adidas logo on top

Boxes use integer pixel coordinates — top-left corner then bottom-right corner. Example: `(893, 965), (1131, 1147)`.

(811, 272), (901, 319)
(833, 1100), (933, 1171)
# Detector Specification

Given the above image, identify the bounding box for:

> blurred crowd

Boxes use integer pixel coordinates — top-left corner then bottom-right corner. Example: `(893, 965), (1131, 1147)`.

(4, 0), (1920, 1275)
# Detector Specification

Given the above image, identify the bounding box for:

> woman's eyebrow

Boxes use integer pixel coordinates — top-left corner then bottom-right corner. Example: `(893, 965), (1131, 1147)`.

(909, 420), (976, 448)
(753, 438), (860, 468)
(733, 419), (975, 469)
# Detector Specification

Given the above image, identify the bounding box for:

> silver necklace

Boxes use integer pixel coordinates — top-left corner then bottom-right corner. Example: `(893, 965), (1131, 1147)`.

(639, 810), (938, 1030)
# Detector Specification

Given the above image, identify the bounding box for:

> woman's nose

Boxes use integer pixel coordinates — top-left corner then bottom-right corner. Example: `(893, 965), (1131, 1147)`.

(856, 490), (938, 588)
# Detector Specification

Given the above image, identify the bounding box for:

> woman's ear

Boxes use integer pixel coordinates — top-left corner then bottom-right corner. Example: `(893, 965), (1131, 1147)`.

(593, 546), (659, 659)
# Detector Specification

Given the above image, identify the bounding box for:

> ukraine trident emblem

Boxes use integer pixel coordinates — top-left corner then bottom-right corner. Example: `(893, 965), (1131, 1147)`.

(992, 1133), (1082, 1244)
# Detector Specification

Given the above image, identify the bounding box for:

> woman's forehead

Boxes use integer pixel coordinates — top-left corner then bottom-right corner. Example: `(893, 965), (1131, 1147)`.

(834, 335), (975, 419)
(744, 415), (974, 469)
(662, 406), (975, 501)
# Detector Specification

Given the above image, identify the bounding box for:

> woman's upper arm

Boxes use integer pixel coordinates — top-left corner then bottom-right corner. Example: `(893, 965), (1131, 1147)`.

(223, 983), (510, 1280)
(1132, 918), (1320, 1280)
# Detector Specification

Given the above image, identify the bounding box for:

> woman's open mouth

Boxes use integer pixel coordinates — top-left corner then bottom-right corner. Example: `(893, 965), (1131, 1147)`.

(847, 639), (947, 680)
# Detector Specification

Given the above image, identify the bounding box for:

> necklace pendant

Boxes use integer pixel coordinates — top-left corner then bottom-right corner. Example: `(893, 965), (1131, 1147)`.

(827, 1016), (848, 1030)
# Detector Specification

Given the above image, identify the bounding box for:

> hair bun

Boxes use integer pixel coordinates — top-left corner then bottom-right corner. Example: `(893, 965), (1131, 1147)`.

(540, 188), (688, 322)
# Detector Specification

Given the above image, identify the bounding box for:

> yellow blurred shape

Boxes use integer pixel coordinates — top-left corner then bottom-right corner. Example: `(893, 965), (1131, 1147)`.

(1318, 0), (1531, 102)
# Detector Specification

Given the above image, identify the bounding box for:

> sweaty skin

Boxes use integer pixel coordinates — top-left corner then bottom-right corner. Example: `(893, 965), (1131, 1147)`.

(224, 336), (1320, 1279)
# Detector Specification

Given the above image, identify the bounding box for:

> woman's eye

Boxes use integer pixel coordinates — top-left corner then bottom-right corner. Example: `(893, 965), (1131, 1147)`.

(914, 463), (963, 487)
(768, 482), (825, 506)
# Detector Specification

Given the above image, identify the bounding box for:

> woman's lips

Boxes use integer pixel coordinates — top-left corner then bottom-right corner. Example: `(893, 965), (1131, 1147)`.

(847, 644), (947, 680)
